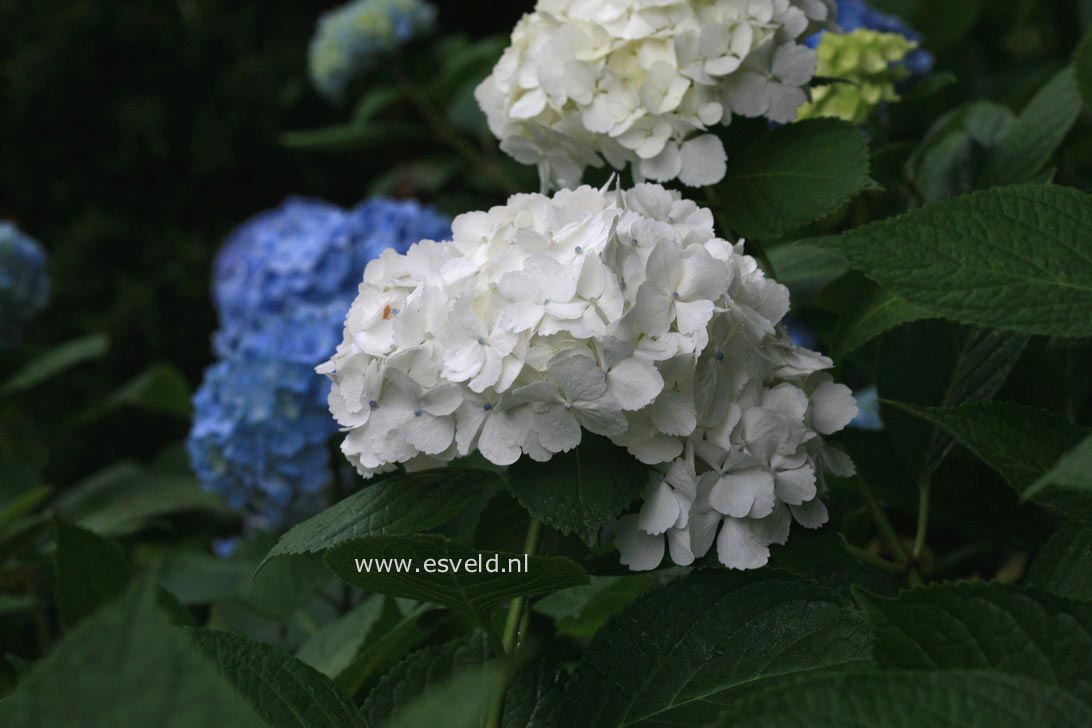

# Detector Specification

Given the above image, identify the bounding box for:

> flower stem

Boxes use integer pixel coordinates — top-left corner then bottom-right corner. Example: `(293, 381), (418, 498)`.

(912, 475), (930, 563)
(396, 75), (521, 196)
(855, 476), (910, 566)
(485, 518), (543, 728)
(842, 543), (906, 574)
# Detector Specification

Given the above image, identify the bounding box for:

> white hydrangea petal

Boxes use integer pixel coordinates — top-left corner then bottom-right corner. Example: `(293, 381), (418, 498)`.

(549, 350), (609, 403)
(421, 383), (463, 417)
(615, 514), (665, 571)
(404, 414), (455, 455)
(498, 301), (545, 333)
(607, 356), (664, 411)
(774, 464), (817, 505)
(710, 468), (774, 519)
(639, 142), (683, 182)
(687, 506), (721, 559)
(716, 516), (771, 570)
(635, 282), (675, 336)
(638, 478), (682, 536)
(790, 498), (829, 529)
(626, 432), (685, 465)
(535, 406), (583, 453)
(647, 391), (697, 437)
(666, 527), (695, 566)
(811, 380), (858, 435)
(674, 299), (716, 335)
(478, 408), (530, 466)
(678, 134), (728, 187)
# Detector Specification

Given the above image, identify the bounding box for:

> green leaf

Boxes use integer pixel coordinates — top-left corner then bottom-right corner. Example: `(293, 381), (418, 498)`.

(719, 670), (1092, 727)
(765, 528), (904, 598)
(1025, 432), (1092, 505)
(877, 322), (1027, 479)
(501, 660), (568, 728)
(979, 68), (1082, 187)
(826, 185), (1092, 336)
(189, 628), (367, 727)
(533, 575), (649, 639)
(0, 580), (261, 727)
(260, 468), (504, 571)
(833, 289), (931, 359)
(280, 121), (425, 152)
(54, 519), (130, 627)
(55, 463), (227, 536)
(886, 400), (1091, 519)
(1077, 30), (1092, 110)
(352, 85), (403, 122)
(908, 101), (1015, 202)
(507, 434), (646, 545)
(427, 35), (507, 101)
(388, 670), (502, 728)
(325, 534), (588, 620)
(765, 239), (848, 289)
(296, 597), (433, 695)
(158, 550), (255, 606)
(0, 485), (51, 536)
(362, 632), (492, 727)
(716, 118), (875, 240)
(1, 334), (108, 395)
(855, 582), (1092, 705)
(204, 536), (336, 652)
(920, 328), (1030, 476)
(92, 363), (192, 419)
(556, 571), (871, 726)
(1028, 524), (1092, 602)
(295, 596), (395, 680)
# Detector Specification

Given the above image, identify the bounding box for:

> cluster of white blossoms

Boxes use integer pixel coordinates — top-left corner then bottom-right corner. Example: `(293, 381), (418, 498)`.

(320, 183), (856, 570)
(475, 0), (836, 191)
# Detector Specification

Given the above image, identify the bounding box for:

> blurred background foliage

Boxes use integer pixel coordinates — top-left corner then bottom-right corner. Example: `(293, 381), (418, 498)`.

(2, 0), (1092, 688)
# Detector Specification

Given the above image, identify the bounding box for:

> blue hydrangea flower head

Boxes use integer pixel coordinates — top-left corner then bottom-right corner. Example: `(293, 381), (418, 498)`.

(817, 0), (934, 76)
(212, 195), (449, 357)
(187, 338), (337, 533)
(850, 384), (884, 430)
(308, 0), (438, 102)
(195, 195), (448, 533)
(0, 222), (50, 347)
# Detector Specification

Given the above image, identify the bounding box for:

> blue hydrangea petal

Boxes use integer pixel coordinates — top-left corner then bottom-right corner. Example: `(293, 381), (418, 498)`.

(0, 222), (50, 347)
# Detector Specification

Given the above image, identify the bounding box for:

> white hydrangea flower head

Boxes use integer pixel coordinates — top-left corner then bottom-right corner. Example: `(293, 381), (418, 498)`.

(476, 0), (836, 191)
(320, 182), (855, 571)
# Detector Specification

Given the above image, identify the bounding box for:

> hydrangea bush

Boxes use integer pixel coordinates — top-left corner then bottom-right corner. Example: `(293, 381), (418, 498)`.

(309, 0), (438, 102)
(188, 197), (449, 532)
(0, 222), (50, 346)
(6, 2), (1092, 727)
(476, 0), (836, 190)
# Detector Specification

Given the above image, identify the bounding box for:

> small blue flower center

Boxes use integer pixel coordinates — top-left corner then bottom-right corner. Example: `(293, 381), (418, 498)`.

(413, 408), (422, 417)
(574, 245), (583, 254)
(368, 400), (378, 409)
(715, 351), (725, 361)
(483, 402), (493, 411)
(671, 291), (680, 299)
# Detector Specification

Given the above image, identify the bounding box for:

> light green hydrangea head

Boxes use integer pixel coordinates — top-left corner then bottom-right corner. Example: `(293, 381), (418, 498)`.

(308, 0), (437, 103)
(797, 29), (918, 125)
